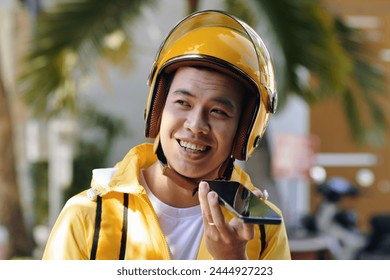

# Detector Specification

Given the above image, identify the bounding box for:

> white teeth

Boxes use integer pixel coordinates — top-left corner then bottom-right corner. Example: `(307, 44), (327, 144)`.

(180, 141), (207, 152)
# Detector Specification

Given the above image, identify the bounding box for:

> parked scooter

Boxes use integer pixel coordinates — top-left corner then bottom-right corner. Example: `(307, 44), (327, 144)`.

(356, 214), (390, 259)
(302, 176), (390, 260)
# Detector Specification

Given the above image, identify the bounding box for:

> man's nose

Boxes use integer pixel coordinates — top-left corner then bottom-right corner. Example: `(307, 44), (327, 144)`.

(184, 108), (210, 134)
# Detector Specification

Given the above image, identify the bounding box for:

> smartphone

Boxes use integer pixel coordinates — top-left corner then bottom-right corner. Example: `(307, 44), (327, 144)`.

(203, 180), (282, 225)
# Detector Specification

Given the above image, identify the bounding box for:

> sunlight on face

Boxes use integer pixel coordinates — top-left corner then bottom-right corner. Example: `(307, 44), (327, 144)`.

(159, 67), (244, 180)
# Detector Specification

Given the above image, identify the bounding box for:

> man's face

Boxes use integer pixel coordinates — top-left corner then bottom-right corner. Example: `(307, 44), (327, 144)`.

(159, 66), (243, 180)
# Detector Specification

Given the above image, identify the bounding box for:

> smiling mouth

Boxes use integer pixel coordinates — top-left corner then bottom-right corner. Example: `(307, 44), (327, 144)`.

(179, 140), (210, 153)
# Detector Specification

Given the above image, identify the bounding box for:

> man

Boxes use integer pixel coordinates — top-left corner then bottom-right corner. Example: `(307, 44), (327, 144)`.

(42, 10), (291, 260)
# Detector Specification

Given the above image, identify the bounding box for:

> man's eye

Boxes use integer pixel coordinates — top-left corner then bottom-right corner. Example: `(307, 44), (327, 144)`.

(175, 100), (190, 107)
(211, 108), (228, 116)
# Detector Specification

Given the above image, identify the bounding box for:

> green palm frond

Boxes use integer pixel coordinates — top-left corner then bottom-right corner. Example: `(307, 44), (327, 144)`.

(335, 18), (387, 146)
(244, 0), (386, 146)
(19, 0), (156, 116)
(252, 0), (352, 107)
(224, 0), (258, 27)
(19, 0), (387, 145)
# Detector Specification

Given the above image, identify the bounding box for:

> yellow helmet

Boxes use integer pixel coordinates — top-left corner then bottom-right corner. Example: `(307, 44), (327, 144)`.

(145, 10), (277, 161)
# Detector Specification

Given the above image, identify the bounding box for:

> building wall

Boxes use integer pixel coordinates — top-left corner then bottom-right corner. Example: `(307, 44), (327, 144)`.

(310, 0), (390, 231)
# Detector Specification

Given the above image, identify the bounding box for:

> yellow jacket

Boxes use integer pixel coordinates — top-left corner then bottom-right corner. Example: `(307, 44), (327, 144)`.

(43, 143), (291, 260)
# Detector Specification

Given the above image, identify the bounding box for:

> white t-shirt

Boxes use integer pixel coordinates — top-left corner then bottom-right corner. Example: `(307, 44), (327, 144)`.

(143, 183), (204, 260)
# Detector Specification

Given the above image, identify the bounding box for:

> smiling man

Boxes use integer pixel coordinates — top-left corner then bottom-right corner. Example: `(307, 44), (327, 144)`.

(160, 67), (243, 183)
(43, 10), (291, 260)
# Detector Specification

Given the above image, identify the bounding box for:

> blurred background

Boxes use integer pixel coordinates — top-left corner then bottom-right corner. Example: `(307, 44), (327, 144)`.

(0, 0), (389, 260)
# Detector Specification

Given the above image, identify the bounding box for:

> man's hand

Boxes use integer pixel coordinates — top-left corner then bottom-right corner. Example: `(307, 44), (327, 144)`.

(198, 181), (262, 259)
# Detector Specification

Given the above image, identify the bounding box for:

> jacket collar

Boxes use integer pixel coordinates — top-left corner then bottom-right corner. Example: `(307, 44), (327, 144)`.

(88, 143), (157, 200)
(88, 142), (256, 199)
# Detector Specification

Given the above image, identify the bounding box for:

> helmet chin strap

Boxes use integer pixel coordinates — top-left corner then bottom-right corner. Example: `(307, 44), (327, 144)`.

(155, 142), (235, 196)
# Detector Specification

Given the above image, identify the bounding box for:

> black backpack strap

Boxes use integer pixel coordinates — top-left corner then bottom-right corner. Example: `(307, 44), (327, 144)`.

(90, 195), (102, 260)
(259, 224), (267, 258)
(119, 193), (129, 259)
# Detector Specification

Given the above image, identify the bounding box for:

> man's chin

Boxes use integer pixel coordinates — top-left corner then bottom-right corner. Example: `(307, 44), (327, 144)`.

(167, 159), (220, 181)
(175, 169), (216, 182)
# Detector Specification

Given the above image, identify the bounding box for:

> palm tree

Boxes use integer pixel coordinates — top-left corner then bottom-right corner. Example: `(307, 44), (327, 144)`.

(4, 0), (385, 257)
(19, 0), (157, 116)
(0, 61), (31, 258)
(19, 0), (386, 142)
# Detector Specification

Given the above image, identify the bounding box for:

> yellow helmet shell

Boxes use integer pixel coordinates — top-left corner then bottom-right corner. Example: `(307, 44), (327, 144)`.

(145, 10), (277, 161)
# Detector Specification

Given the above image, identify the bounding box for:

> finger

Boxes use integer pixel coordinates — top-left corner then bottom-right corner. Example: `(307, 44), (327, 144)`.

(252, 188), (263, 199)
(252, 188), (269, 200)
(207, 191), (225, 227)
(208, 191), (240, 243)
(198, 181), (214, 226)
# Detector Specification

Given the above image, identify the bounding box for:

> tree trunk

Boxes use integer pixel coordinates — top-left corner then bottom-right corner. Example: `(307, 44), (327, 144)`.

(0, 71), (31, 258)
(186, 0), (199, 14)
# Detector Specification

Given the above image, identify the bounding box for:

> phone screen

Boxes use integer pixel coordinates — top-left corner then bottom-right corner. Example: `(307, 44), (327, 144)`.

(204, 180), (282, 225)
